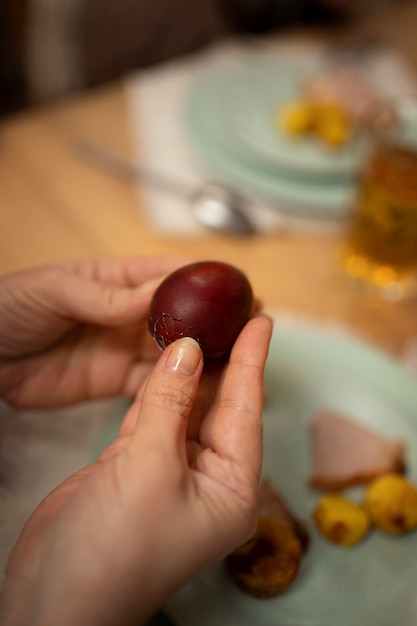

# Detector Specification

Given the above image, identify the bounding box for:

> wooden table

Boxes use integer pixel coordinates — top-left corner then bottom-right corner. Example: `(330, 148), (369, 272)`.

(1, 2), (417, 360)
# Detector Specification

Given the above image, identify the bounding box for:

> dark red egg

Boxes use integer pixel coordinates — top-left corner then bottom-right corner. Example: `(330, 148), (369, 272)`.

(148, 261), (254, 360)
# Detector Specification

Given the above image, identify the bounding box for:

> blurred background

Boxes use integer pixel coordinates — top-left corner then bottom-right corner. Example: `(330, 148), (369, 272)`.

(0, 0), (403, 117)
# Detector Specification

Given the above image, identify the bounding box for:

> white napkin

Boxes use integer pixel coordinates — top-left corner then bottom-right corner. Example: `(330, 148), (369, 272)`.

(125, 38), (417, 236)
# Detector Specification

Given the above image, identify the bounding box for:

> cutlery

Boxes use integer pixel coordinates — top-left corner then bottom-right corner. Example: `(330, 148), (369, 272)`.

(74, 139), (257, 237)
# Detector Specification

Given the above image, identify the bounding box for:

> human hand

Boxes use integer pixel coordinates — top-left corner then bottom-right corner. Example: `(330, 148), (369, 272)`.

(0, 256), (185, 409)
(0, 314), (273, 626)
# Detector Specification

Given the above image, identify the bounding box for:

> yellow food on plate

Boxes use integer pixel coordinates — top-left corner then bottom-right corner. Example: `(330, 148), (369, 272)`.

(278, 98), (353, 148)
(364, 473), (417, 535)
(278, 100), (316, 134)
(313, 493), (371, 546)
(314, 102), (352, 147)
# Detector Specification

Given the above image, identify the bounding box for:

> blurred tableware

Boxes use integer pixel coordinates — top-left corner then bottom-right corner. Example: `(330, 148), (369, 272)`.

(74, 139), (256, 237)
(342, 96), (417, 300)
(184, 57), (368, 218)
(125, 38), (417, 235)
(186, 94), (356, 218)
(185, 58), (368, 179)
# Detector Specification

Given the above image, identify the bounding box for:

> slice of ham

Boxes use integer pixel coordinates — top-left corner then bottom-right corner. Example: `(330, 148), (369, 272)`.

(308, 409), (406, 491)
(303, 66), (396, 126)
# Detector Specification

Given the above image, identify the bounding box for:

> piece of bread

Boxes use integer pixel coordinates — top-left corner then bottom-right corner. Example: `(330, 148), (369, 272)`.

(226, 479), (309, 598)
(257, 478), (310, 552)
(308, 409), (406, 491)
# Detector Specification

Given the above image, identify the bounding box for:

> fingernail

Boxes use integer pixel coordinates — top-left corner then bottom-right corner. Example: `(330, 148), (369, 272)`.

(167, 337), (202, 375)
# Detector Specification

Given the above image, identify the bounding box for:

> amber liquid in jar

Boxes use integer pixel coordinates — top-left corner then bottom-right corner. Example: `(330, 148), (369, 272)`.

(343, 143), (417, 299)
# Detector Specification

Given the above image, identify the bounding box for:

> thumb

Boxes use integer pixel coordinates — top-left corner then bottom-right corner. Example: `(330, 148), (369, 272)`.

(132, 337), (204, 455)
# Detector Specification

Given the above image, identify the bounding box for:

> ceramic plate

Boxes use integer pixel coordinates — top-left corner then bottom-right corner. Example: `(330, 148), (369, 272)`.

(184, 58), (359, 217)
(163, 325), (417, 626)
(187, 58), (367, 179)
(186, 99), (355, 217)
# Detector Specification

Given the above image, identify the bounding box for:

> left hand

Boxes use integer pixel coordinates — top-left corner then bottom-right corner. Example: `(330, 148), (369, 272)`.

(0, 256), (185, 408)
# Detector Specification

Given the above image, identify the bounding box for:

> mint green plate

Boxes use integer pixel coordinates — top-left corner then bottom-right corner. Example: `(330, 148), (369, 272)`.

(184, 58), (364, 217)
(164, 325), (417, 626)
(188, 58), (367, 179)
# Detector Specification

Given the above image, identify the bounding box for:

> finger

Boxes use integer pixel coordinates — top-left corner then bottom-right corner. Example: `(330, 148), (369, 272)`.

(199, 314), (273, 476)
(15, 257), (190, 329)
(39, 269), (166, 327)
(185, 358), (225, 441)
(130, 337), (204, 456)
(63, 256), (189, 287)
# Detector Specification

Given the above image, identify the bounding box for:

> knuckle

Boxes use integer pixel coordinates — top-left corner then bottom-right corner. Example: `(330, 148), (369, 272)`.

(100, 284), (133, 323)
(102, 285), (119, 316)
(145, 381), (194, 418)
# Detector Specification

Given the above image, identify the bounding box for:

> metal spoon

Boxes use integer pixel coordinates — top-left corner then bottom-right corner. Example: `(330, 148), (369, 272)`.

(74, 139), (256, 237)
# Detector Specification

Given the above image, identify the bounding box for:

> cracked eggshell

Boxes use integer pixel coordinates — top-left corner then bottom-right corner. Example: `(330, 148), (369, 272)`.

(148, 260), (254, 360)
